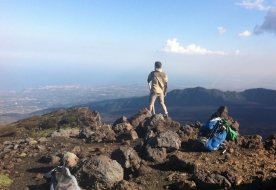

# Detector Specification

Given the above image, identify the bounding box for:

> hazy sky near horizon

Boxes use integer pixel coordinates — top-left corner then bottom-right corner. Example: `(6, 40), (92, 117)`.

(1, 0), (276, 91)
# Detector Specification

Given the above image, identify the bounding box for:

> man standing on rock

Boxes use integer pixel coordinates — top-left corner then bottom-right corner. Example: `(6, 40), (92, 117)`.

(147, 61), (169, 116)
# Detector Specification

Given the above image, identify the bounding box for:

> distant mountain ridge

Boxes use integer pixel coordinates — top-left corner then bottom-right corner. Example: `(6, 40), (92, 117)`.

(84, 87), (276, 112)
(241, 88), (276, 105)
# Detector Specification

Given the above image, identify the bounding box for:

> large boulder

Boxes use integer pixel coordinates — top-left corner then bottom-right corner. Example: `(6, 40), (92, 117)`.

(209, 106), (239, 132)
(139, 114), (181, 138)
(116, 130), (139, 141)
(144, 146), (167, 163)
(147, 130), (181, 150)
(112, 116), (128, 130)
(76, 155), (124, 189)
(113, 121), (133, 134)
(127, 108), (152, 128)
(111, 147), (141, 171)
(112, 117), (138, 141)
(58, 107), (102, 129)
(209, 106), (228, 120)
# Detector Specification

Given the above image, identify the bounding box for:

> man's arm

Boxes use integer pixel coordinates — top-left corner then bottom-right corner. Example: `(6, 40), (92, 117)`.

(147, 72), (152, 91)
(163, 81), (167, 96)
(148, 82), (151, 91)
(163, 74), (168, 96)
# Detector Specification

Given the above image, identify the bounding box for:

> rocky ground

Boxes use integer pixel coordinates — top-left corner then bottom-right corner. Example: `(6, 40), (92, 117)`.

(0, 106), (276, 190)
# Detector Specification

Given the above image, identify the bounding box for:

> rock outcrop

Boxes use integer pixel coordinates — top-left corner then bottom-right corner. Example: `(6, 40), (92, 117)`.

(1, 106), (276, 190)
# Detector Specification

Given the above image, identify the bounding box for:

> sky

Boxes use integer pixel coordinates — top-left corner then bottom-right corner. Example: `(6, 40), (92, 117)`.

(1, 0), (276, 91)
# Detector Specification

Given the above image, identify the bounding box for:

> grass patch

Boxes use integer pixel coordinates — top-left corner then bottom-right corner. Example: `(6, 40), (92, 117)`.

(30, 128), (57, 138)
(0, 174), (13, 187)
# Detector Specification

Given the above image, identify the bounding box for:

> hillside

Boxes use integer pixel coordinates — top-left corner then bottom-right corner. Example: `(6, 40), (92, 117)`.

(85, 87), (276, 111)
(0, 106), (276, 189)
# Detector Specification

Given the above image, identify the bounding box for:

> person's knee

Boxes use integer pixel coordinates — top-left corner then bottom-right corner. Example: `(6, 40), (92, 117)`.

(160, 103), (166, 107)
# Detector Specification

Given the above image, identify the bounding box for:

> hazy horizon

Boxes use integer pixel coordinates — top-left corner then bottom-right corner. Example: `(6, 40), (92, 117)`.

(1, 1), (276, 91)
(1, 83), (275, 93)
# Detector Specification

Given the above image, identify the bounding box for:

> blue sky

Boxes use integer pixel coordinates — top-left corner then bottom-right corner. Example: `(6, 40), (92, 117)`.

(1, 0), (276, 91)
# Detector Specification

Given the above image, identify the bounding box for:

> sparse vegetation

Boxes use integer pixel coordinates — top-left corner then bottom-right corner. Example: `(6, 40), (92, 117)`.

(30, 128), (57, 138)
(0, 107), (94, 139)
(0, 125), (16, 137)
(0, 174), (13, 187)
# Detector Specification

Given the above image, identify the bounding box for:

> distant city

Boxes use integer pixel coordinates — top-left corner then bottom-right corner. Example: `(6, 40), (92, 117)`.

(0, 84), (192, 116)
(0, 84), (152, 115)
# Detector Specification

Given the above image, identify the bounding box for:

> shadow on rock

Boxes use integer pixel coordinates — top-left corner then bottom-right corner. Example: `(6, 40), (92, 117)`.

(26, 166), (55, 173)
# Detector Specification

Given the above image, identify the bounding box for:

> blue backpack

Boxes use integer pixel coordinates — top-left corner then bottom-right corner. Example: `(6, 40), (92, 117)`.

(189, 117), (227, 152)
(201, 117), (227, 151)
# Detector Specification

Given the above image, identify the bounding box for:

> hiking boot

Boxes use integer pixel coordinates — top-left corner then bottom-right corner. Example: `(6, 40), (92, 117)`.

(163, 113), (169, 118)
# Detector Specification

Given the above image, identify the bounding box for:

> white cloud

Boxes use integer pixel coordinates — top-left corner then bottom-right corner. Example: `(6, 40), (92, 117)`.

(160, 38), (226, 55)
(238, 30), (251, 37)
(218, 27), (226, 35)
(236, 0), (271, 10)
(254, 7), (276, 35)
(235, 50), (240, 55)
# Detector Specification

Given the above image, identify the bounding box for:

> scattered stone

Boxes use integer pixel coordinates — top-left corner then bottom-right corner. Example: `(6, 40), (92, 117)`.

(61, 152), (79, 168)
(35, 173), (44, 180)
(193, 170), (231, 189)
(264, 134), (276, 154)
(4, 162), (14, 170)
(20, 153), (27, 157)
(88, 125), (116, 143)
(37, 137), (48, 143)
(113, 180), (143, 190)
(70, 128), (80, 137)
(95, 147), (105, 154)
(237, 135), (263, 149)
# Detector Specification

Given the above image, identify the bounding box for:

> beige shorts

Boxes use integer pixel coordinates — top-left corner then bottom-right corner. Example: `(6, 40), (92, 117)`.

(149, 93), (164, 106)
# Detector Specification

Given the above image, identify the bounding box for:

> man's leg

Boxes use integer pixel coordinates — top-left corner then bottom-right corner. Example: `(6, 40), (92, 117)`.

(148, 93), (156, 114)
(160, 103), (168, 114)
(148, 104), (153, 113)
(157, 94), (168, 114)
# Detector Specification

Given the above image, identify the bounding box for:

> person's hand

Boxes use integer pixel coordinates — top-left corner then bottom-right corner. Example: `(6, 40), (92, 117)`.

(148, 83), (151, 91)
(164, 92), (167, 97)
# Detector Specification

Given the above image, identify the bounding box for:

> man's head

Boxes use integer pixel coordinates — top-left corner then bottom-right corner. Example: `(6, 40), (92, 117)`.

(155, 61), (162, 69)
